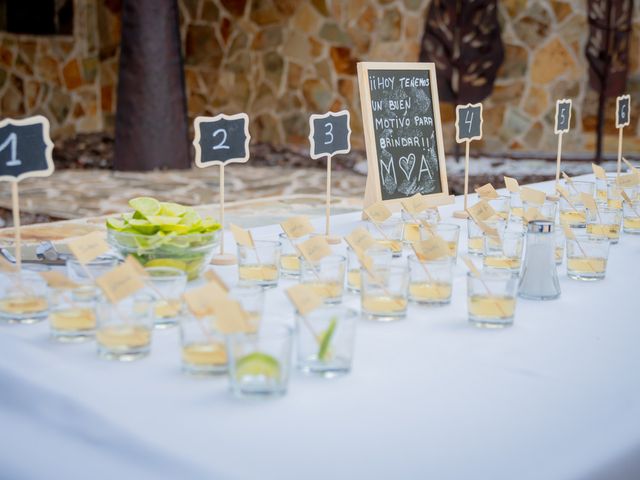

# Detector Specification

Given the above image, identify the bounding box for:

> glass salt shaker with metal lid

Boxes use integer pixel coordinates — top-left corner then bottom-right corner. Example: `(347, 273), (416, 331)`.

(518, 220), (561, 300)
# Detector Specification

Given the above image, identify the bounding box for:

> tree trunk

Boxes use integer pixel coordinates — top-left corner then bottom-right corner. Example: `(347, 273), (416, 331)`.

(114, 0), (190, 171)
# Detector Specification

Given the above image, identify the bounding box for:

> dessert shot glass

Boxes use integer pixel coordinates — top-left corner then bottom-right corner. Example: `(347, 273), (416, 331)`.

(366, 218), (404, 257)
(408, 255), (453, 305)
(144, 266), (187, 329)
(361, 265), (409, 322)
(566, 234), (610, 281)
(0, 270), (49, 324)
(467, 270), (518, 329)
(49, 285), (99, 342)
(237, 240), (281, 288)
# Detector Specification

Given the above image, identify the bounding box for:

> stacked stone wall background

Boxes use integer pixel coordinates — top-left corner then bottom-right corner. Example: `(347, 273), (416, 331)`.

(0, 0), (638, 157)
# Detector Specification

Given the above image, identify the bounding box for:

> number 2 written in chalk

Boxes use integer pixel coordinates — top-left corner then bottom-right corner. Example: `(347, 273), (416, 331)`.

(212, 128), (230, 150)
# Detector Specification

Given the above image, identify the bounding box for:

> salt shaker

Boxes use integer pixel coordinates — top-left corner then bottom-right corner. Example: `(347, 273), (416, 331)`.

(518, 220), (561, 300)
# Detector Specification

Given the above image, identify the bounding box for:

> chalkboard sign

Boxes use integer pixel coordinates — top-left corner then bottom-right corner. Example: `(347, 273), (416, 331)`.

(357, 62), (449, 206)
(616, 94), (631, 128)
(554, 99), (572, 134)
(193, 113), (250, 167)
(0, 115), (54, 182)
(308, 110), (351, 159)
(455, 103), (483, 142)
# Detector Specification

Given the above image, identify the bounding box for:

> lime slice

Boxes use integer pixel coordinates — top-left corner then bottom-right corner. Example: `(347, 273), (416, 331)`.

(146, 216), (182, 226)
(106, 217), (127, 231)
(318, 317), (337, 361)
(200, 217), (221, 232)
(144, 258), (188, 271)
(160, 202), (188, 217)
(128, 218), (159, 235)
(180, 210), (202, 226)
(235, 352), (280, 379)
(129, 197), (161, 217)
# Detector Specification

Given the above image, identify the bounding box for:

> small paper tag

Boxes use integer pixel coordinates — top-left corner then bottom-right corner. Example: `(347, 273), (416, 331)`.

(67, 231), (110, 265)
(230, 224), (254, 247)
(280, 216), (315, 239)
(621, 190), (634, 204)
(521, 187), (546, 205)
(592, 163), (607, 180)
(623, 158), (639, 175)
(344, 227), (375, 254)
(475, 183), (499, 199)
(462, 255), (481, 277)
(204, 268), (229, 292)
(556, 185), (571, 199)
(124, 255), (148, 276)
(524, 207), (543, 223)
(401, 193), (429, 215)
(0, 256), (18, 273)
(183, 282), (227, 318)
(477, 219), (501, 242)
(616, 172), (639, 188)
(412, 236), (449, 261)
(580, 192), (598, 212)
(562, 223), (575, 240)
(286, 283), (323, 316)
(214, 299), (250, 334)
(96, 262), (146, 304)
(39, 271), (80, 289)
(467, 200), (496, 222)
(298, 235), (331, 264)
(364, 201), (392, 223)
(504, 176), (520, 193)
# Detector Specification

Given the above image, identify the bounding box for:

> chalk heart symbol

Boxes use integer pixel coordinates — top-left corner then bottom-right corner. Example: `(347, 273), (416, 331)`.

(399, 153), (416, 181)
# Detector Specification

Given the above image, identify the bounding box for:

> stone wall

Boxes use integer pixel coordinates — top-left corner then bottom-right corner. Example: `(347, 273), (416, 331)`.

(1, 0), (639, 157)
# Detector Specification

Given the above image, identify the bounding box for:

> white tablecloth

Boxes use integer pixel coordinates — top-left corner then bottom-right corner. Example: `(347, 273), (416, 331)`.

(2, 176), (639, 480)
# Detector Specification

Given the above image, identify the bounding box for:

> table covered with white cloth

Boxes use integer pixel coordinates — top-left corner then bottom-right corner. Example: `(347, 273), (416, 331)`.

(1, 175), (639, 480)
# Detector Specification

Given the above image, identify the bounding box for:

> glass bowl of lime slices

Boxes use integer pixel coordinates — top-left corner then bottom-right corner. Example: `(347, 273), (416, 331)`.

(106, 197), (221, 281)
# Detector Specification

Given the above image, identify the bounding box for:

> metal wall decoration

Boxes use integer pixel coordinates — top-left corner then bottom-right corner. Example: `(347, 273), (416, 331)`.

(585, 0), (633, 163)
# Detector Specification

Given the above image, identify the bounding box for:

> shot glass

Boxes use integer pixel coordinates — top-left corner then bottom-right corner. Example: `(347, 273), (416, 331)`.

(523, 200), (557, 224)
(95, 292), (154, 361)
(179, 312), (228, 375)
(228, 284), (264, 333)
(49, 285), (99, 342)
(0, 270), (49, 324)
(361, 265), (409, 322)
(562, 180), (595, 198)
(586, 207), (622, 244)
(432, 223), (460, 263)
(487, 195), (511, 222)
(566, 234), (609, 281)
(66, 256), (120, 284)
(554, 228), (565, 265)
(366, 218), (404, 257)
(401, 209), (439, 243)
(278, 233), (305, 278)
(300, 254), (346, 304)
(559, 197), (587, 228)
(144, 266), (187, 329)
(467, 270), (518, 328)
(623, 200), (640, 234)
(509, 191), (524, 221)
(237, 240), (281, 288)
(296, 305), (358, 377)
(227, 323), (293, 398)
(408, 255), (453, 305)
(606, 182), (623, 210)
(596, 174), (616, 203)
(346, 246), (392, 293)
(467, 218), (506, 255)
(483, 230), (524, 272)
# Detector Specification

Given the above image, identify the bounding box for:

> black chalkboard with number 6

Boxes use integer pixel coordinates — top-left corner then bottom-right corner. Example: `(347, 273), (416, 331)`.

(616, 95), (631, 129)
(0, 115), (54, 182)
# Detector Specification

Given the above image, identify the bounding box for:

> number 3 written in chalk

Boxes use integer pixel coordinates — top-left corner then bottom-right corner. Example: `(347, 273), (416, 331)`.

(324, 122), (333, 145)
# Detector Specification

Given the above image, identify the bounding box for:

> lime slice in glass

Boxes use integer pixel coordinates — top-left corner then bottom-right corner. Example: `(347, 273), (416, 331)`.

(128, 218), (159, 235)
(144, 258), (188, 271)
(235, 352), (280, 379)
(129, 197), (161, 217)
(160, 202), (188, 217)
(180, 210), (202, 226)
(146, 215), (182, 226)
(106, 217), (127, 231)
(318, 317), (337, 361)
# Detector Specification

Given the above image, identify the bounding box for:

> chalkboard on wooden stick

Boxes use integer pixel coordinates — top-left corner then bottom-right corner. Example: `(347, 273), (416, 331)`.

(554, 99), (572, 134)
(455, 103), (483, 142)
(357, 62), (452, 209)
(0, 115), (54, 182)
(616, 94), (630, 129)
(309, 110), (351, 159)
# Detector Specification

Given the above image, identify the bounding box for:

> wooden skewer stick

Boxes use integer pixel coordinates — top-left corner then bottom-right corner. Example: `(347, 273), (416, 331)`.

(10, 181), (21, 271)
(462, 256), (507, 317)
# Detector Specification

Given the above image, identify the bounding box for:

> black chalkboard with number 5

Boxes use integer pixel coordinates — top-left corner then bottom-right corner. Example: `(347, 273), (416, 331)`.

(308, 110), (351, 159)
(0, 115), (54, 182)
(554, 99), (572, 134)
(193, 113), (251, 166)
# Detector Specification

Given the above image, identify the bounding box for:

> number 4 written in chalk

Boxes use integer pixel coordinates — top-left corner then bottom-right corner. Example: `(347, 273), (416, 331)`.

(0, 133), (21, 167)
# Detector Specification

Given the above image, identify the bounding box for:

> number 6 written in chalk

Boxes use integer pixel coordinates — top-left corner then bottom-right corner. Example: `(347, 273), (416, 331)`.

(0, 132), (21, 167)
(212, 128), (230, 150)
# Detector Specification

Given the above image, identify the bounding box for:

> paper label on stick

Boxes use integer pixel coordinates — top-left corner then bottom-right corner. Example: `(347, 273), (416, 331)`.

(555, 185), (571, 200)
(621, 190), (634, 204)
(96, 262), (145, 304)
(204, 269), (229, 292)
(475, 183), (499, 199)
(521, 187), (546, 205)
(298, 236), (331, 264)
(616, 172), (639, 188)
(39, 271), (79, 289)
(623, 158), (639, 175)
(562, 223), (575, 240)
(467, 200), (496, 222)
(580, 193), (598, 212)
(67, 231), (110, 265)
(364, 202), (392, 223)
(214, 299), (250, 334)
(0, 256), (18, 273)
(344, 227), (375, 254)
(592, 163), (607, 180)
(230, 224), (254, 247)
(124, 255), (148, 276)
(280, 216), (315, 239)
(412, 236), (449, 261)
(401, 193), (429, 215)
(462, 255), (481, 277)
(504, 176), (520, 193)
(477, 220), (501, 242)
(524, 207), (543, 223)
(286, 284), (323, 316)
(183, 282), (227, 318)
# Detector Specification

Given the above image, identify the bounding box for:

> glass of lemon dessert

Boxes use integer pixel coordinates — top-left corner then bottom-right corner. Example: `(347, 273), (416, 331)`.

(144, 266), (187, 329)
(595, 174), (616, 203)
(431, 223), (460, 264)
(408, 255), (453, 305)
(296, 305), (357, 377)
(227, 323), (293, 398)
(237, 240), (281, 288)
(523, 200), (558, 224)
(623, 200), (640, 234)
(562, 180), (595, 197)
(586, 207), (622, 244)
(566, 233), (610, 281)
(606, 182), (624, 210)
(95, 292), (154, 361)
(401, 208), (439, 243)
(467, 269), (518, 328)
(487, 195), (511, 222)
(66, 257), (119, 284)
(559, 196), (588, 228)
(300, 254), (346, 304)
(346, 245), (392, 293)
(278, 233), (306, 278)
(509, 191), (524, 222)
(0, 271), (49, 324)
(483, 230), (524, 273)
(467, 218), (506, 256)
(554, 228), (565, 265)
(228, 284), (264, 333)
(179, 312), (228, 375)
(49, 285), (99, 342)
(367, 218), (404, 257)
(361, 265), (409, 322)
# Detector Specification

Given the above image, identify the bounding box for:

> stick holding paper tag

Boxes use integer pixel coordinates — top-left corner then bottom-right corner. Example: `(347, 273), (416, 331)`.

(454, 103), (483, 219)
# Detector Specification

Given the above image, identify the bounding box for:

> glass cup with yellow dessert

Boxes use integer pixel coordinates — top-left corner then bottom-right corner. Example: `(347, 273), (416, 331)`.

(566, 233), (609, 281)
(483, 230), (524, 273)
(596, 173), (616, 203)
(554, 228), (565, 265)
(0, 270), (49, 324)
(509, 191), (524, 222)
(562, 180), (595, 197)
(237, 240), (281, 288)
(487, 195), (511, 222)
(408, 255), (453, 305)
(278, 233), (306, 278)
(144, 266), (187, 329)
(49, 285), (99, 342)
(367, 218), (404, 258)
(401, 208), (439, 243)
(586, 207), (622, 244)
(559, 196), (588, 228)
(467, 269), (517, 328)
(523, 200), (557, 225)
(346, 245), (392, 293)
(431, 223), (460, 264)
(95, 292), (154, 361)
(467, 217), (506, 255)
(228, 284), (264, 333)
(179, 311), (228, 375)
(623, 199), (640, 234)
(300, 254), (346, 304)
(66, 256), (120, 284)
(361, 265), (409, 322)
(606, 182), (624, 210)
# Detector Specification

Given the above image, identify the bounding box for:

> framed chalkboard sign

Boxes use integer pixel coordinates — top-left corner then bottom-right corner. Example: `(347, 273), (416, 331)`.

(357, 62), (450, 207)
(554, 99), (572, 134)
(309, 110), (351, 159)
(0, 115), (54, 182)
(193, 113), (250, 167)
(616, 94), (630, 129)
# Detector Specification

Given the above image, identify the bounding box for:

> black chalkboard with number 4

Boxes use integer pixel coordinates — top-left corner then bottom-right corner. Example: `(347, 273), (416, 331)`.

(455, 103), (483, 142)
(309, 110), (351, 159)
(0, 115), (54, 182)
(193, 113), (251, 166)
